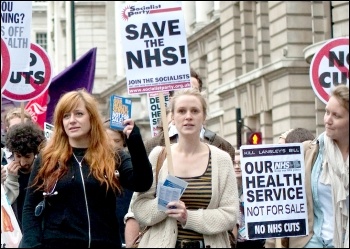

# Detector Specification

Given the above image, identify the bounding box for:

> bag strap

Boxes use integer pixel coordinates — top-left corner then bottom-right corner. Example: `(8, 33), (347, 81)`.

(154, 147), (167, 197)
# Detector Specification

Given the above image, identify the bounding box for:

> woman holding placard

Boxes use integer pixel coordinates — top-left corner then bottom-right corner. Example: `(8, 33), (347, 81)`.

(20, 89), (153, 248)
(131, 88), (239, 248)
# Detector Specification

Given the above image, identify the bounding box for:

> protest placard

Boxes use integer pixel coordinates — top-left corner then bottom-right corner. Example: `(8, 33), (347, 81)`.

(119, 1), (191, 95)
(147, 91), (170, 137)
(240, 143), (308, 240)
(44, 122), (54, 141)
(109, 95), (132, 131)
(2, 43), (52, 102)
(1, 1), (32, 72)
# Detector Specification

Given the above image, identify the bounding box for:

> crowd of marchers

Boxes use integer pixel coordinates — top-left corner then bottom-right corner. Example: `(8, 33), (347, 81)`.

(1, 72), (348, 248)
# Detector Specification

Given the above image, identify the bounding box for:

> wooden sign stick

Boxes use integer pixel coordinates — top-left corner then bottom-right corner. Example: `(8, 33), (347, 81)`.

(158, 92), (174, 175)
(276, 238), (282, 248)
(20, 102), (25, 123)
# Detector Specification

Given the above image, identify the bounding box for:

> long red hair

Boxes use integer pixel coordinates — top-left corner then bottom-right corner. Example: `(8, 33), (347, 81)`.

(31, 89), (121, 194)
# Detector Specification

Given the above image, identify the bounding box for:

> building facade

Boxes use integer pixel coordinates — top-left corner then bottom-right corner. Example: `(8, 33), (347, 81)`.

(31, 1), (349, 147)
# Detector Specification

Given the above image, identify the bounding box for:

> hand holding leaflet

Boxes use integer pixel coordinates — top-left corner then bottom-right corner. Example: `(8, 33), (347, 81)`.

(157, 175), (188, 211)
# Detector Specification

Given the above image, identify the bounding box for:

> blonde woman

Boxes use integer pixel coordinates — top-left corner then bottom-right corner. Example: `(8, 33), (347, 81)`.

(132, 88), (239, 248)
(266, 84), (349, 248)
(301, 84), (349, 248)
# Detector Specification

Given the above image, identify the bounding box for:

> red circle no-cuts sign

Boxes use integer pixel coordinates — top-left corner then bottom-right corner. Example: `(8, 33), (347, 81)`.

(1, 38), (11, 93)
(2, 43), (52, 102)
(309, 37), (349, 104)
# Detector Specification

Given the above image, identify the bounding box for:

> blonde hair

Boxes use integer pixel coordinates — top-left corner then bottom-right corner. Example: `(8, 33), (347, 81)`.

(31, 89), (121, 194)
(331, 84), (349, 112)
(5, 107), (32, 128)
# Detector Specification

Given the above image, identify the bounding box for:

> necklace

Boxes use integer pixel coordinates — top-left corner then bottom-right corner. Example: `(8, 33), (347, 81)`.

(72, 153), (85, 167)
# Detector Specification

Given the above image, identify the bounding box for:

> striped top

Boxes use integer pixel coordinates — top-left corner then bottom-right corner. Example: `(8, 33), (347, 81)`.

(177, 151), (212, 240)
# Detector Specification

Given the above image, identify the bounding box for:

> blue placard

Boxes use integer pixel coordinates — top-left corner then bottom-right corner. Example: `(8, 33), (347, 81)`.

(109, 95), (132, 131)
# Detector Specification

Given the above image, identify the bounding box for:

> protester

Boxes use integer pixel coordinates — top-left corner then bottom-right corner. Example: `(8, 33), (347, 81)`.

(2, 107), (33, 192)
(131, 88), (239, 248)
(266, 84), (349, 248)
(20, 89), (153, 248)
(104, 120), (127, 151)
(285, 128), (315, 143)
(278, 129), (294, 144)
(267, 128), (315, 248)
(124, 68), (236, 247)
(144, 68), (235, 162)
(2, 122), (46, 230)
(4, 107), (33, 131)
(2, 107), (33, 165)
(232, 150), (265, 248)
(104, 119), (133, 247)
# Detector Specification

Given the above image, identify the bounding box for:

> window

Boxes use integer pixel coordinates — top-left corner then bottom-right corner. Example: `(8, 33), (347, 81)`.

(36, 32), (47, 51)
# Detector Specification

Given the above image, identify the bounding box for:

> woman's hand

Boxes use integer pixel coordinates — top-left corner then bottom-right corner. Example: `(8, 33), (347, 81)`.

(123, 119), (135, 139)
(165, 200), (188, 225)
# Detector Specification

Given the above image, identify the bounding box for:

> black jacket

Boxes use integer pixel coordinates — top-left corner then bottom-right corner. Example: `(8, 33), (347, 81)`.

(20, 125), (152, 248)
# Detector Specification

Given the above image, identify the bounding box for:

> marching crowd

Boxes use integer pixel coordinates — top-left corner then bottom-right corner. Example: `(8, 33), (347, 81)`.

(1, 72), (348, 248)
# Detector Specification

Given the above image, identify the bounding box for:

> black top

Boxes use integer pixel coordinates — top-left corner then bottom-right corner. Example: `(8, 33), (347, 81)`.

(116, 187), (133, 245)
(20, 125), (152, 248)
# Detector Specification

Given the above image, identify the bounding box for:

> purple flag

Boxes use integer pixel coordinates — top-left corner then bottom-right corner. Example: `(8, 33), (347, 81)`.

(46, 47), (97, 124)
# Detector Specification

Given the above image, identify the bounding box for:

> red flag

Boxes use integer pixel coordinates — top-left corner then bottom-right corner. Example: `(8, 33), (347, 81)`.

(25, 90), (48, 129)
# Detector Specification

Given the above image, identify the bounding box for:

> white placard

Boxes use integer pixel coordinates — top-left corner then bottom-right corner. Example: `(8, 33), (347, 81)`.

(241, 143), (308, 240)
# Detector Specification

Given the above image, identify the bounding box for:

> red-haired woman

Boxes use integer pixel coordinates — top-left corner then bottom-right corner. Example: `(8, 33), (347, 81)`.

(20, 89), (153, 248)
